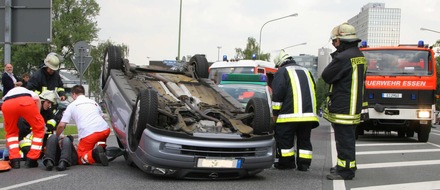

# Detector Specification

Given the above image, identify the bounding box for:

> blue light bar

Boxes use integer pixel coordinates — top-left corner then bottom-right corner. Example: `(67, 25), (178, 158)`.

(368, 93), (374, 99)
(361, 41), (368, 47)
(411, 94), (416, 100)
(418, 40), (424, 47)
(252, 54), (257, 60)
(223, 55), (228, 61)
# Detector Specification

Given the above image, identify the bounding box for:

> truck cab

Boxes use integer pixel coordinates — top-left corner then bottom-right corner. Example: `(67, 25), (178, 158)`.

(358, 41), (437, 142)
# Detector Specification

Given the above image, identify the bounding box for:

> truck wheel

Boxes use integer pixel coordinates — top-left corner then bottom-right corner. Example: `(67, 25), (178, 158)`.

(397, 129), (406, 138)
(128, 89), (158, 150)
(244, 97), (272, 135)
(406, 130), (414, 137)
(418, 124), (431, 142)
(189, 54), (209, 79)
(102, 46), (123, 88)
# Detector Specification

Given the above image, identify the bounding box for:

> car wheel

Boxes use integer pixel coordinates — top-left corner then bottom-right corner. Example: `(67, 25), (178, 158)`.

(244, 97), (272, 135)
(128, 89), (158, 150)
(189, 54), (209, 79)
(418, 124), (431, 142)
(102, 45), (123, 89)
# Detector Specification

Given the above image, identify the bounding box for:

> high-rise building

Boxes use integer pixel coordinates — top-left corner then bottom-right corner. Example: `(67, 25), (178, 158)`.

(291, 54), (318, 81)
(348, 3), (401, 47)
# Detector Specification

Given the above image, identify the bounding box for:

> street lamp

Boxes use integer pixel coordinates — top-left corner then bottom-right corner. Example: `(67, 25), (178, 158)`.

(258, 13), (298, 59)
(281, 42), (307, 51)
(420, 27), (440, 34)
(177, 0), (183, 62)
(217, 46), (222, 61)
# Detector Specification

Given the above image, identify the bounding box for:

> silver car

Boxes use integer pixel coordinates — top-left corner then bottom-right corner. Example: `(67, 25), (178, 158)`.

(101, 46), (274, 179)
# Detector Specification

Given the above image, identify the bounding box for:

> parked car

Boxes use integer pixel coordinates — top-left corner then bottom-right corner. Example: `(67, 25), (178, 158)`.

(100, 46), (274, 179)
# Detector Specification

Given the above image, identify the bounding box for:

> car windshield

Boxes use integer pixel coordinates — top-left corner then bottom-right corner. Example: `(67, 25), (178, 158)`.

(363, 50), (432, 76)
(218, 83), (268, 106)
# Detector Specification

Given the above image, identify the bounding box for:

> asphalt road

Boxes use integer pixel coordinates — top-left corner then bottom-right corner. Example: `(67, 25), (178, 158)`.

(2, 119), (440, 190)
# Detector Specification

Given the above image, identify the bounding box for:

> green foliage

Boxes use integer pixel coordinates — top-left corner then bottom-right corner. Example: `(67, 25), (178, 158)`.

(235, 37), (270, 61)
(0, 128), (4, 140)
(316, 77), (329, 109)
(0, 0), (100, 76)
(85, 40), (128, 99)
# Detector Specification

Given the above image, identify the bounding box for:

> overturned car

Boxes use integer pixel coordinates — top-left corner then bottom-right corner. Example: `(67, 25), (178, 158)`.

(100, 46), (275, 179)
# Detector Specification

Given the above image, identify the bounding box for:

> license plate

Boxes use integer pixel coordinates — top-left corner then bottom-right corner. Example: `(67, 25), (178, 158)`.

(197, 158), (242, 168)
(382, 93), (402, 98)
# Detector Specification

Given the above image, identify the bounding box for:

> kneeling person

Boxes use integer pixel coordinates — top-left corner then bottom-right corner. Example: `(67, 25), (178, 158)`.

(55, 85), (110, 166)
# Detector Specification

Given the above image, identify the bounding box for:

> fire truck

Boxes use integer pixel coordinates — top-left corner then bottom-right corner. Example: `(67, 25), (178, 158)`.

(357, 41), (437, 142)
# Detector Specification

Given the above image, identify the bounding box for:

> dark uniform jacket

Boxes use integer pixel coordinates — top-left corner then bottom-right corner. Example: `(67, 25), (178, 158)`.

(271, 61), (319, 126)
(1, 72), (18, 97)
(321, 44), (367, 125)
(26, 67), (65, 97)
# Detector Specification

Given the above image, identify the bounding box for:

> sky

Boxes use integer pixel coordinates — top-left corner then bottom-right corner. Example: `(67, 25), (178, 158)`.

(95, 0), (440, 65)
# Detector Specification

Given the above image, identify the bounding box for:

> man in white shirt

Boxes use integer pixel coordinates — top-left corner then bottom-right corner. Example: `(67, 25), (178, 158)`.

(55, 85), (110, 167)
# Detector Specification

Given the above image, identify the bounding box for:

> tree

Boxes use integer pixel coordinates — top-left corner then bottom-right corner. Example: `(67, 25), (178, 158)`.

(1, 0), (100, 77)
(315, 77), (329, 110)
(235, 37), (270, 61)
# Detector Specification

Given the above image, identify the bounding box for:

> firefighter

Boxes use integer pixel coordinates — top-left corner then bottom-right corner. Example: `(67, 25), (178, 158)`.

(271, 51), (319, 171)
(26, 52), (66, 102)
(2, 87), (45, 169)
(322, 22), (367, 180)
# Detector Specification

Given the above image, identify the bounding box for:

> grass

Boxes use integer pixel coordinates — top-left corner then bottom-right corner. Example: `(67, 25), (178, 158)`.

(0, 125), (77, 139)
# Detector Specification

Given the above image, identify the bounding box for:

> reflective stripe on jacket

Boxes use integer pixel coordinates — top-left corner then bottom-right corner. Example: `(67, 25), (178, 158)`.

(272, 63), (319, 123)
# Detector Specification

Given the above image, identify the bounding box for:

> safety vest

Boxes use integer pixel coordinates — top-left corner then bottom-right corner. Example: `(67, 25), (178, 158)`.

(272, 65), (319, 123)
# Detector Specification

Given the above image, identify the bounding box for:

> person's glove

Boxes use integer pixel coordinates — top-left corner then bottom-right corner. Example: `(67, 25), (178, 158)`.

(46, 119), (57, 132)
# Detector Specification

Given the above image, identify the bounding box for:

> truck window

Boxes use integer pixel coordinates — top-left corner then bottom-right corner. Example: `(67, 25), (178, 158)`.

(364, 50), (430, 76)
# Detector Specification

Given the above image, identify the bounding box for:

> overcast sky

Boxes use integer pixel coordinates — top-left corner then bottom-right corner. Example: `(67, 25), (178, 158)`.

(95, 0), (440, 65)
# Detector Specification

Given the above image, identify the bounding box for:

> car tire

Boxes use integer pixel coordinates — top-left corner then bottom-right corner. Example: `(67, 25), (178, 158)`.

(418, 124), (431, 142)
(102, 45), (123, 89)
(244, 97), (272, 135)
(128, 89), (159, 150)
(189, 54), (209, 79)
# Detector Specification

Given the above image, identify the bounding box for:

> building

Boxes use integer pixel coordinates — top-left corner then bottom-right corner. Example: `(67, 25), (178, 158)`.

(348, 3), (401, 47)
(291, 54), (318, 81)
(317, 47), (332, 78)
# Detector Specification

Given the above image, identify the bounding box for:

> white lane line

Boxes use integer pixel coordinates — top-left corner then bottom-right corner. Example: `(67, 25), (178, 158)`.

(0, 174), (67, 190)
(430, 132), (440, 136)
(351, 180), (440, 190)
(427, 142), (440, 148)
(357, 160), (440, 169)
(357, 143), (426, 147)
(357, 149), (440, 155)
(329, 127), (346, 189)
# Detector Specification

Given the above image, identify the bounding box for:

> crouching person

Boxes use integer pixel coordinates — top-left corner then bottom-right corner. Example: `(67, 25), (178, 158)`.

(55, 85), (110, 166)
(43, 135), (78, 171)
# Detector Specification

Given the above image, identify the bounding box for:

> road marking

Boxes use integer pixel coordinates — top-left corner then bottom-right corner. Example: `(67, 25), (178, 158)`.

(357, 149), (440, 155)
(357, 160), (440, 169)
(430, 132), (440, 136)
(0, 174), (67, 190)
(427, 142), (440, 148)
(357, 142), (427, 147)
(330, 127), (346, 189)
(351, 180), (440, 190)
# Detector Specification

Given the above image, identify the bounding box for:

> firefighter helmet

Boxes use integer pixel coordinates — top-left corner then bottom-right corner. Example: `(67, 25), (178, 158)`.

(44, 53), (61, 71)
(274, 51), (292, 68)
(330, 22), (360, 42)
(39, 91), (57, 103)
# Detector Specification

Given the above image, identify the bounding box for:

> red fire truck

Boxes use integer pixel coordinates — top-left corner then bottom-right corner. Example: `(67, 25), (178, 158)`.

(357, 41), (437, 142)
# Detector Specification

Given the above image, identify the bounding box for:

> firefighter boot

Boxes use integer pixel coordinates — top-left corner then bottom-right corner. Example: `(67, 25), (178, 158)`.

(92, 146), (108, 166)
(25, 158), (39, 168)
(10, 159), (20, 169)
(44, 160), (54, 171)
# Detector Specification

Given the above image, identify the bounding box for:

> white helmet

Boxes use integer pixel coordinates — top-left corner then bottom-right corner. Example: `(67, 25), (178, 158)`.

(39, 91), (57, 103)
(44, 53), (61, 71)
(330, 22), (360, 42)
(274, 50), (292, 67)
